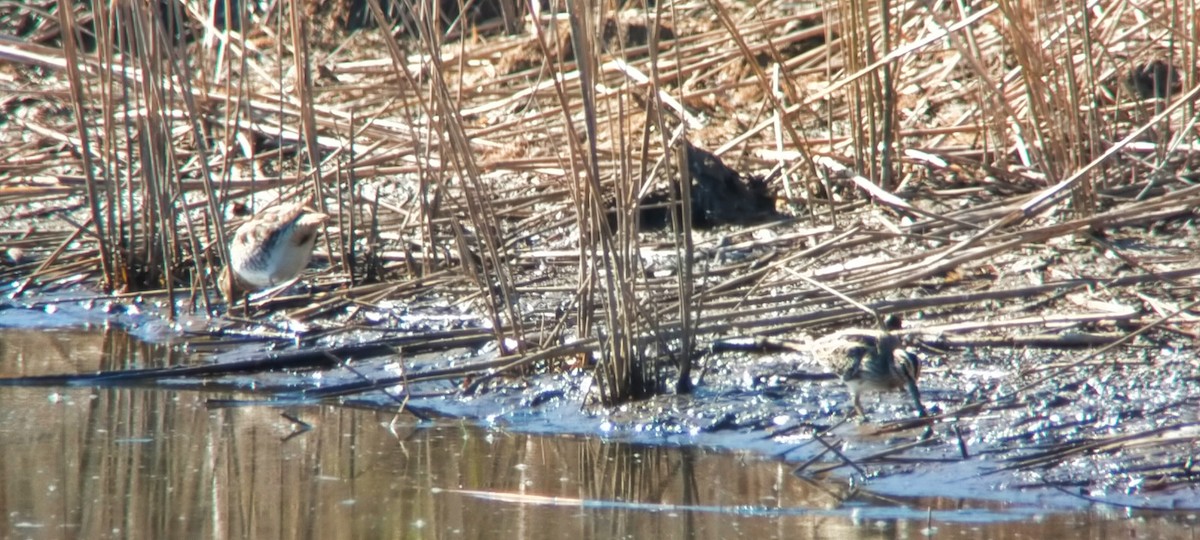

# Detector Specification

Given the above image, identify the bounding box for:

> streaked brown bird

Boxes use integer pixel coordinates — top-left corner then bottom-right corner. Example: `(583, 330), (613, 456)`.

(810, 328), (927, 419)
(219, 199), (329, 311)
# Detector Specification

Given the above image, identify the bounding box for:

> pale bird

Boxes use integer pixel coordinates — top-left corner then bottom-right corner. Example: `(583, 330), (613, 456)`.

(219, 200), (329, 311)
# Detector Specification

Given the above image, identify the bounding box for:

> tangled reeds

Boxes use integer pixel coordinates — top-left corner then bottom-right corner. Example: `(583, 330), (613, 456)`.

(0, 0), (1197, 414)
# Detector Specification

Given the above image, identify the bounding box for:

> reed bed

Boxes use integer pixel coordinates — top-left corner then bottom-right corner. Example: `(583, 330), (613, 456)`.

(0, 0), (1197, 421)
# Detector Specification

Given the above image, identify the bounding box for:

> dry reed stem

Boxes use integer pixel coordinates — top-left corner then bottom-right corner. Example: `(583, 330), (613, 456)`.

(0, 0), (1196, 405)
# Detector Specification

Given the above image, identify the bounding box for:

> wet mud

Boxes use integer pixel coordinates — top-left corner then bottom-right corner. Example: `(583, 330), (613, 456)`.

(2, 292), (1197, 516)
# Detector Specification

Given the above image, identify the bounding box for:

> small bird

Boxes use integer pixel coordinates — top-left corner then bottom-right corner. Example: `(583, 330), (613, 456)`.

(810, 328), (927, 419)
(219, 199), (329, 311)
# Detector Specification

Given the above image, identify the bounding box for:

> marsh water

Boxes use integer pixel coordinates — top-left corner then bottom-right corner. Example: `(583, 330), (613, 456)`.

(0, 328), (1196, 539)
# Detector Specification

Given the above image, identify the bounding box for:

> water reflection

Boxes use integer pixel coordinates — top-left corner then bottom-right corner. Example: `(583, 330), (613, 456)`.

(0, 330), (1196, 539)
(0, 326), (185, 376)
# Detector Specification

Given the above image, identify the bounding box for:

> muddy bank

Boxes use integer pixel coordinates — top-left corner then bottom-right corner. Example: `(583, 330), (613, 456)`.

(2, 280), (1197, 515)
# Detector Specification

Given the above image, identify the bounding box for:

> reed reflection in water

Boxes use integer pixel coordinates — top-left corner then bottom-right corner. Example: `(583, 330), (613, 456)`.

(0, 329), (1195, 539)
(0, 386), (793, 539)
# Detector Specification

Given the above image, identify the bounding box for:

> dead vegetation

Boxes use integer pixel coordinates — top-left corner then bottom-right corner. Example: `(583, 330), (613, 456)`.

(0, 0), (1198, 497)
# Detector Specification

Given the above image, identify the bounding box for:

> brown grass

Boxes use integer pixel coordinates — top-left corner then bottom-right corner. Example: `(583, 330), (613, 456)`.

(0, 0), (1197, 405)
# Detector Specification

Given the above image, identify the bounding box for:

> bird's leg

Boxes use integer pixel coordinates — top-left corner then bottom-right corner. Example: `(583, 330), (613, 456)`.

(231, 288), (253, 318)
(851, 392), (868, 422)
(234, 293), (249, 317)
(905, 379), (927, 418)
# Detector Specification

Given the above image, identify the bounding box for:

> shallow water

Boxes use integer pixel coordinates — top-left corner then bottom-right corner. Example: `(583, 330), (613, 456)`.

(0, 328), (1197, 539)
